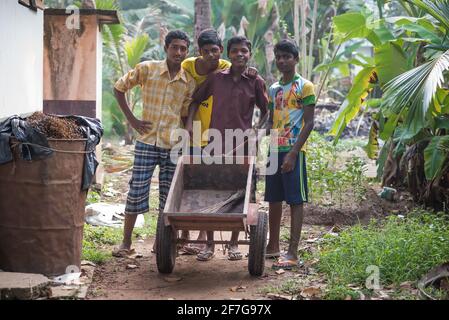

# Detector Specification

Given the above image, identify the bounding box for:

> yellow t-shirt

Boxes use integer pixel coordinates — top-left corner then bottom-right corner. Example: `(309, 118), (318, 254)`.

(182, 57), (231, 146)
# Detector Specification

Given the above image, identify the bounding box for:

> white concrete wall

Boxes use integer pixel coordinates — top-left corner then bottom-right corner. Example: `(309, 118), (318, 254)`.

(0, 0), (43, 119)
(96, 27), (102, 121)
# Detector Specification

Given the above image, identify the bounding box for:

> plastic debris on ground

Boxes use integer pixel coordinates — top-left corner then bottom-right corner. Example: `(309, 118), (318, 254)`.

(85, 203), (145, 228)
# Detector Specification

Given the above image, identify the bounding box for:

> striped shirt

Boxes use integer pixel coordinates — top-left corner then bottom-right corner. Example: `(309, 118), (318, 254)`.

(114, 60), (196, 149)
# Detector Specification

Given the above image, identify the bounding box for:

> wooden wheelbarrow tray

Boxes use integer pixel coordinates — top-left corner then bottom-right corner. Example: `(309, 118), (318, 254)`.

(156, 155), (267, 276)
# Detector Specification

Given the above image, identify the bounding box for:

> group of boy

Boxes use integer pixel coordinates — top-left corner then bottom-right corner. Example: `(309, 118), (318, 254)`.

(112, 28), (315, 270)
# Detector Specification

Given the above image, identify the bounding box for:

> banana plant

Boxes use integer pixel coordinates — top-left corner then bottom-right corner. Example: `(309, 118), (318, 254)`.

(209, 0), (280, 80)
(326, 0), (449, 208)
(98, 0), (151, 143)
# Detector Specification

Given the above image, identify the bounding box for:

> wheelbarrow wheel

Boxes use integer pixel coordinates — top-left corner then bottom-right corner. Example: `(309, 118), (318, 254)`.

(156, 213), (176, 274)
(248, 211), (267, 276)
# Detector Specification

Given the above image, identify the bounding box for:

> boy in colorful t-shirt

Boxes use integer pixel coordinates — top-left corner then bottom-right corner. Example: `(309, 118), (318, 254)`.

(264, 40), (316, 270)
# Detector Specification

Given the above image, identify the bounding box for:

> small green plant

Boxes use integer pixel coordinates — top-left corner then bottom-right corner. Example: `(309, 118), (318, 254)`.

(83, 224), (122, 245)
(82, 224), (122, 264)
(324, 284), (361, 300)
(345, 157), (367, 201)
(86, 190), (101, 204)
(82, 247), (112, 265)
(259, 278), (301, 297)
(133, 213), (157, 238)
(306, 132), (368, 206)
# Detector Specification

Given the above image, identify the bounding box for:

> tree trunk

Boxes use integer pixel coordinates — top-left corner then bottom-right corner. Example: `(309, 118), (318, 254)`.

(194, 0), (212, 53)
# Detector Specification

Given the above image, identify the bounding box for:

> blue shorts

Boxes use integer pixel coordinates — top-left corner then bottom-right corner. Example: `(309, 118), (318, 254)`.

(264, 151), (308, 205)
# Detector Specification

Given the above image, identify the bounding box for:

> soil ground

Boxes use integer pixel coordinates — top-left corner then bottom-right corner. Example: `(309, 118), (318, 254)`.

(86, 142), (415, 300)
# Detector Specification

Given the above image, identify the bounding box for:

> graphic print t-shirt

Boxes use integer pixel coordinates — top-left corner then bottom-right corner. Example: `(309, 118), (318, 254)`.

(268, 74), (316, 152)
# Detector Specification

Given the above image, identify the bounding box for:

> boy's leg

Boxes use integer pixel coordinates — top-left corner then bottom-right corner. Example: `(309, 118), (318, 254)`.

(115, 142), (157, 254)
(273, 152), (308, 268)
(285, 204), (304, 261)
(228, 231), (242, 260)
(264, 151), (284, 257)
(266, 202), (282, 255)
(197, 231), (215, 261)
(156, 147), (177, 251)
(118, 215), (138, 251)
(158, 148), (176, 213)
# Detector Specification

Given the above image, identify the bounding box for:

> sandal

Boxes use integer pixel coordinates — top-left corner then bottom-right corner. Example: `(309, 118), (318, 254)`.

(112, 248), (135, 258)
(196, 250), (215, 261)
(227, 247), (243, 261)
(265, 251), (281, 259)
(180, 244), (202, 255)
(272, 256), (299, 270)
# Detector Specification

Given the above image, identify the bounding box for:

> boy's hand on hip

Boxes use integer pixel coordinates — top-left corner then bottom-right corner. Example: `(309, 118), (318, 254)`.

(130, 118), (152, 135)
(281, 151), (297, 173)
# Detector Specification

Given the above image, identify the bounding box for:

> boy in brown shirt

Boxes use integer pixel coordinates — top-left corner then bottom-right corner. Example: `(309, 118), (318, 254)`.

(185, 36), (268, 261)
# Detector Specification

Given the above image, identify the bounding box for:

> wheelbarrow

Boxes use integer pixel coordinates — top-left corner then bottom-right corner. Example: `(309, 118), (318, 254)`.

(155, 155), (267, 276)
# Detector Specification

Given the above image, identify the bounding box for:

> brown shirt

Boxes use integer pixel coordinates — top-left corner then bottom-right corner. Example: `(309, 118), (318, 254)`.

(192, 68), (268, 138)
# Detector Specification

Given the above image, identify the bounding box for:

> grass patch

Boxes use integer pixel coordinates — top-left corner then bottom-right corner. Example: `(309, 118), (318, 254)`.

(82, 224), (122, 264)
(316, 210), (449, 299)
(133, 213), (157, 238)
(86, 190), (101, 204)
(81, 212), (157, 264)
(259, 278), (302, 296)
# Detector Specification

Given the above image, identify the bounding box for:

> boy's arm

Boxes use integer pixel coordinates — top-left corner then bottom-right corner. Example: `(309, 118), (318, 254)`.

(255, 77), (269, 126)
(114, 63), (152, 135)
(185, 101), (199, 136)
(281, 104), (315, 173)
(114, 88), (152, 135)
(185, 75), (214, 136)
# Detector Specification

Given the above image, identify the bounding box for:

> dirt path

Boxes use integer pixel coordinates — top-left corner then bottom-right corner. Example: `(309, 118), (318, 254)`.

(87, 225), (328, 300)
(88, 142), (415, 300)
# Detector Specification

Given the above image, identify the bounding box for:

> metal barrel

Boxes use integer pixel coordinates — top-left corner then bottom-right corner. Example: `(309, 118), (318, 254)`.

(0, 139), (87, 276)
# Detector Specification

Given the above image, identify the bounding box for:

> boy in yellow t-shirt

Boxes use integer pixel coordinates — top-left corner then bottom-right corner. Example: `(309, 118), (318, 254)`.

(181, 29), (231, 148)
(179, 29), (229, 254)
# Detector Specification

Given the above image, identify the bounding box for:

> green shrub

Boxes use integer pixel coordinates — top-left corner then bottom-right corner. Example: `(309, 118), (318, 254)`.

(317, 211), (449, 298)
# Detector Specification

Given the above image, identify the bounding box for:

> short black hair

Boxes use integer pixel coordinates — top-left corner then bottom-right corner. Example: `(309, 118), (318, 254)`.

(198, 28), (222, 48)
(274, 39), (299, 59)
(227, 36), (252, 55)
(165, 30), (190, 48)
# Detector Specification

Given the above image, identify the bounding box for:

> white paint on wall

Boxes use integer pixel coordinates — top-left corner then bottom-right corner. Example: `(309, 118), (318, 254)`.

(0, 0), (43, 119)
(96, 26), (102, 121)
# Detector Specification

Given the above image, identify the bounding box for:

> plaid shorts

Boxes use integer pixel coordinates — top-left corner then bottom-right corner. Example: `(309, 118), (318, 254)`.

(125, 141), (176, 215)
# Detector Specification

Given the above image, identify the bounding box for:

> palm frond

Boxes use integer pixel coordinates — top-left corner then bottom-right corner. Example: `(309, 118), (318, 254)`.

(382, 50), (449, 137)
(125, 34), (149, 69)
(95, 0), (119, 10)
(407, 0), (449, 31)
